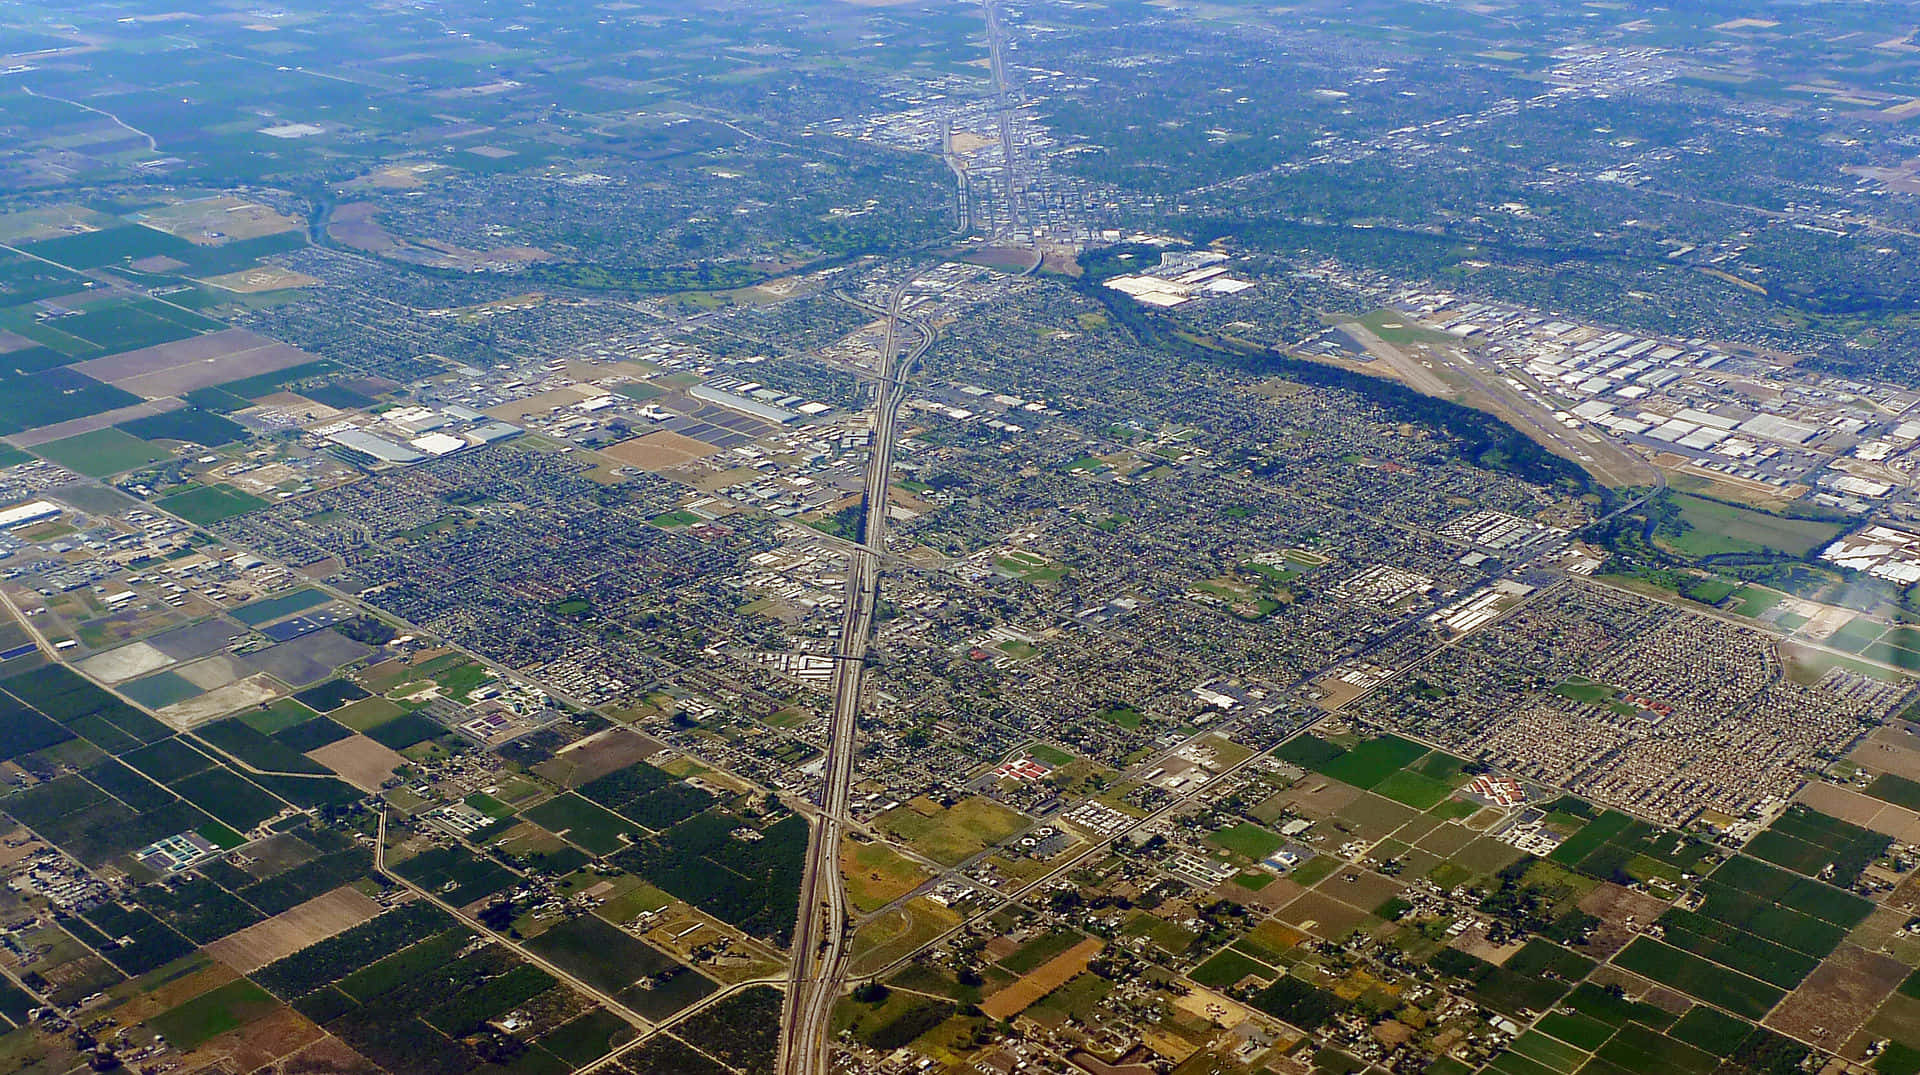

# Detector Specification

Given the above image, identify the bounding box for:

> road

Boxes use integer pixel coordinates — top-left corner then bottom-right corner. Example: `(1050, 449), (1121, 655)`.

(778, 275), (933, 1075)
(981, 0), (1023, 240)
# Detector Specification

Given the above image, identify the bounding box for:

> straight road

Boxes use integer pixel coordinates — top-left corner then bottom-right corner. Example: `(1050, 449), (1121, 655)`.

(981, 0), (1023, 240)
(778, 276), (932, 1075)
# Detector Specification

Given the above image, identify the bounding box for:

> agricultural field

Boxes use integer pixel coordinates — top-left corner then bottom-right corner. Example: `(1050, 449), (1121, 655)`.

(821, 728), (1920, 1075)
(1, 8), (1920, 1075)
(611, 808), (809, 943)
(33, 428), (169, 477)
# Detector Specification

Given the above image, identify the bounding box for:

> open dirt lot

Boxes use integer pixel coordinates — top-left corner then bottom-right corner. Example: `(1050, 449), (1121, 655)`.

(242, 631), (373, 689)
(78, 640), (174, 683)
(307, 735), (407, 792)
(188, 1005), (326, 1074)
(176, 654), (247, 690)
(1318, 866), (1404, 910)
(204, 887), (383, 973)
(327, 202), (399, 256)
(1576, 882), (1671, 958)
(255, 1034), (385, 1075)
(1798, 781), (1920, 843)
(534, 728), (659, 788)
(602, 430), (721, 471)
(482, 386), (600, 421)
(1273, 777), (1363, 819)
(1856, 727), (1920, 782)
(1766, 943), (1908, 1050)
(1278, 890), (1375, 941)
(157, 674), (282, 729)
(149, 617), (247, 661)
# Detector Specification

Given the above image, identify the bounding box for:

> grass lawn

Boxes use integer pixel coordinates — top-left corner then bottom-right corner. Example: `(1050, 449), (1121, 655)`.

(1552, 677), (1617, 705)
(996, 551), (1069, 583)
(1028, 743), (1074, 767)
(1732, 586), (1787, 618)
(1355, 309), (1459, 347)
(1207, 822), (1284, 861)
(430, 659), (493, 700)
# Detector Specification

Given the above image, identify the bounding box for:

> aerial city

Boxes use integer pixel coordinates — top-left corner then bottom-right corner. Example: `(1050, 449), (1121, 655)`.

(3, 1), (1920, 1074)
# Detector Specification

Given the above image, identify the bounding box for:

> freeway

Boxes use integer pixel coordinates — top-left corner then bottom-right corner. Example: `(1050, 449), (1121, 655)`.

(778, 275), (934, 1075)
(981, 0), (1023, 240)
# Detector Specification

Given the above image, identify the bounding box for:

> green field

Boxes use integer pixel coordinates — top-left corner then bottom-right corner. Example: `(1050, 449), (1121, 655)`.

(525, 913), (678, 994)
(333, 697), (403, 732)
(1535, 1011), (1616, 1051)
(35, 428), (169, 477)
(1731, 586), (1788, 618)
(1613, 938), (1783, 1019)
(1355, 309), (1460, 347)
(1668, 1006), (1754, 1056)
(1552, 677), (1619, 706)
(147, 979), (278, 1049)
(1508, 1029), (1589, 1073)
(156, 484), (269, 524)
(1000, 930), (1086, 974)
(241, 699), (321, 735)
(524, 793), (644, 856)
(1744, 805), (1890, 886)
(1682, 576), (1741, 605)
(1655, 495), (1845, 560)
(1829, 616), (1890, 654)
(24, 225), (195, 269)
(1868, 773), (1920, 811)
(1207, 822), (1284, 861)
(1191, 947), (1276, 988)
(1373, 769), (1456, 809)
(1277, 733), (1428, 789)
